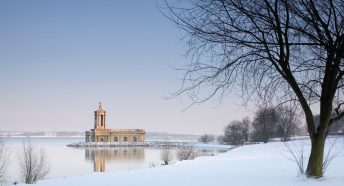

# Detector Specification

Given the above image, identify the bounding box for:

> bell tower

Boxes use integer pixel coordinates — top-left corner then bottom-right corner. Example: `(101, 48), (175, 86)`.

(94, 102), (106, 130)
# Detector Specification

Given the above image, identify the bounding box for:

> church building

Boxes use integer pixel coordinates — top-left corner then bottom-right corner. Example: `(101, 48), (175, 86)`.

(85, 103), (145, 142)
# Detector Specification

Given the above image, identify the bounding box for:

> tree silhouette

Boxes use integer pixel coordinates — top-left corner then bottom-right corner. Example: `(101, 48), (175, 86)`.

(163, 0), (344, 178)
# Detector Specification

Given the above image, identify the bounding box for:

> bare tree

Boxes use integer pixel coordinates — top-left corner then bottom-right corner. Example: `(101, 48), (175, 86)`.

(19, 139), (50, 184)
(276, 106), (301, 141)
(177, 146), (196, 161)
(251, 107), (279, 143)
(160, 143), (173, 165)
(198, 134), (215, 144)
(224, 120), (249, 145)
(216, 135), (225, 144)
(252, 106), (300, 142)
(163, 0), (344, 178)
(0, 139), (8, 181)
(222, 117), (250, 145)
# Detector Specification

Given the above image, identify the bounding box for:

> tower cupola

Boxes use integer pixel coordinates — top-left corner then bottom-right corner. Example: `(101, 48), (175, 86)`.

(94, 102), (106, 130)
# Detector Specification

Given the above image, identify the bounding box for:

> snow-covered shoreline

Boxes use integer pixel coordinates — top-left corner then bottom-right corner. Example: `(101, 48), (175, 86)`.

(19, 140), (344, 186)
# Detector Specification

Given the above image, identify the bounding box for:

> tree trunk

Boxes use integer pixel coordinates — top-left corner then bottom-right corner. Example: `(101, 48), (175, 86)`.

(306, 133), (326, 178)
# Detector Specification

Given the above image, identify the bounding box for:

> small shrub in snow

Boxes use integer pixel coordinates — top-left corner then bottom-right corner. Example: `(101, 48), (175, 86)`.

(19, 138), (50, 184)
(160, 143), (173, 165)
(322, 136), (344, 173)
(283, 141), (306, 175)
(177, 146), (196, 161)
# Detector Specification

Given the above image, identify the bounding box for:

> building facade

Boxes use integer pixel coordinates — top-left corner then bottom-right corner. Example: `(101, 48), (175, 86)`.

(85, 103), (145, 142)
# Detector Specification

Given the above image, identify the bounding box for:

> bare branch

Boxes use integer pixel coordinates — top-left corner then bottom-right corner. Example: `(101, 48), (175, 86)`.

(19, 138), (50, 184)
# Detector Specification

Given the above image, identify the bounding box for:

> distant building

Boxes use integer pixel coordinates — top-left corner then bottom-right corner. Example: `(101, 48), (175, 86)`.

(85, 103), (145, 142)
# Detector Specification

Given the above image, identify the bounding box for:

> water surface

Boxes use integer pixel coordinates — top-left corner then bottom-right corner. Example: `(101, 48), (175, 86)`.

(1, 137), (226, 185)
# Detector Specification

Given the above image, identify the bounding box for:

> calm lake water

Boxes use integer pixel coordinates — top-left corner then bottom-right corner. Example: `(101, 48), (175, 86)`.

(1, 137), (227, 185)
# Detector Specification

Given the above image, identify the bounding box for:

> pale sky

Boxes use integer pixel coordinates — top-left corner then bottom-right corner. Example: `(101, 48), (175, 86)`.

(0, 0), (254, 135)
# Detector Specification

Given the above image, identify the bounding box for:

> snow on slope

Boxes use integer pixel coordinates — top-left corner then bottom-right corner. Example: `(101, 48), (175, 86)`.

(20, 140), (344, 186)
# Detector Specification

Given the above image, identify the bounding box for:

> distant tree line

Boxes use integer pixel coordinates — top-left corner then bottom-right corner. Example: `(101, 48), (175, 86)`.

(198, 134), (215, 144)
(313, 114), (344, 134)
(217, 106), (303, 145)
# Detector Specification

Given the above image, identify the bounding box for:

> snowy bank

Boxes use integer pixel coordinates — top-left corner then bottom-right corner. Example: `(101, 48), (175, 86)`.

(21, 140), (344, 186)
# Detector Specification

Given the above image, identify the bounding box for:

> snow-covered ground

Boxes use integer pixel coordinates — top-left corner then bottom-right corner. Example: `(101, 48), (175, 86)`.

(20, 139), (344, 186)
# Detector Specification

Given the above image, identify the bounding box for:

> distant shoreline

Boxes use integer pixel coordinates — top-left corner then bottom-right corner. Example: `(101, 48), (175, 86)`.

(0, 135), (85, 138)
(67, 141), (232, 150)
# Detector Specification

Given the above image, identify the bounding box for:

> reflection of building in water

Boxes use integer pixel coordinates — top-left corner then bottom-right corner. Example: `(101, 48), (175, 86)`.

(94, 151), (106, 172)
(85, 103), (145, 142)
(85, 148), (145, 172)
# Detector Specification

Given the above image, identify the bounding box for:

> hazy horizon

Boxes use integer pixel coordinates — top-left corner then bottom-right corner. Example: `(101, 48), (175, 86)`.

(1, 129), (203, 136)
(0, 0), (254, 135)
